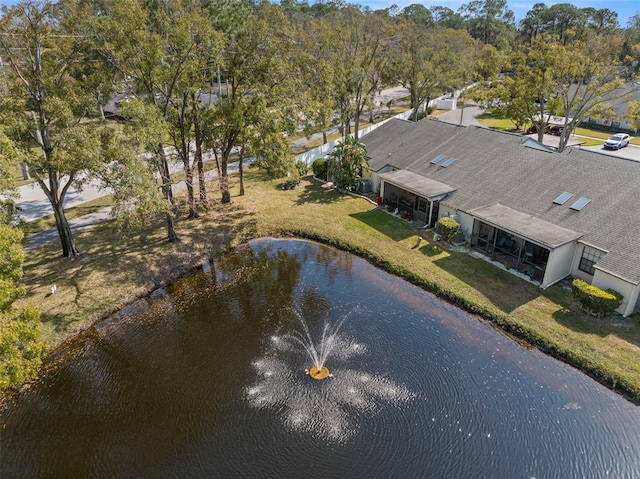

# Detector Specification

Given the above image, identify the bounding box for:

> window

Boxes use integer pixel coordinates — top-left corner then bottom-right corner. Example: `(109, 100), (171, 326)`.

(578, 246), (604, 275)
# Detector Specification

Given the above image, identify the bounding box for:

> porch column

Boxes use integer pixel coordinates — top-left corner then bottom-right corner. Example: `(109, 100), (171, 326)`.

(428, 200), (434, 227)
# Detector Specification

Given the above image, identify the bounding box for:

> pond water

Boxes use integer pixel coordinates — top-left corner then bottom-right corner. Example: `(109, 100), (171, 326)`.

(2, 238), (640, 478)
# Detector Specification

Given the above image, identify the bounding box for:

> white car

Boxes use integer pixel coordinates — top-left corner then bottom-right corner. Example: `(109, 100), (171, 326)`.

(603, 133), (630, 150)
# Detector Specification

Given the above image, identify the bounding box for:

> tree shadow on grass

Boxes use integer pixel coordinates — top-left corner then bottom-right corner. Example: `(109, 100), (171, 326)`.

(349, 209), (414, 242)
(294, 180), (343, 205)
(432, 253), (542, 314)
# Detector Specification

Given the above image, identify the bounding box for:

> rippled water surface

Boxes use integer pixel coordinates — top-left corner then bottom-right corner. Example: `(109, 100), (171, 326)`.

(2, 238), (640, 478)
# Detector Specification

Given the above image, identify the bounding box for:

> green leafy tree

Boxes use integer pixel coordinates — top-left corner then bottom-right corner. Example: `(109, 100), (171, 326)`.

(473, 35), (636, 149)
(458, 0), (515, 49)
(0, 1), (120, 257)
(208, 2), (300, 201)
(627, 101), (640, 134)
(394, 26), (477, 122)
(323, 7), (392, 140)
(0, 128), (46, 394)
(399, 4), (434, 29)
(327, 136), (368, 192)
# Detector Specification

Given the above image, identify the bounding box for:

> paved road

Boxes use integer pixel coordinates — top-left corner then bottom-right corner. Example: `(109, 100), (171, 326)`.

(436, 102), (484, 127)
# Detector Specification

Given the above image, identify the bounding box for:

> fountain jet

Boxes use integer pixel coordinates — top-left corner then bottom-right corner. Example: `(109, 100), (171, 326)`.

(285, 308), (353, 380)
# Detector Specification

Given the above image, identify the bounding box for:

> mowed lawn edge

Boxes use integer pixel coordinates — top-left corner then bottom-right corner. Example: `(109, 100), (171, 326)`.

(14, 169), (640, 403)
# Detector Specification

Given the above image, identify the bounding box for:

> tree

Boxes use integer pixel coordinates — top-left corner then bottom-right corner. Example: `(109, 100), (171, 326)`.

(458, 0), (515, 49)
(393, 25), (476, 122)
(430, 6), (465, 30)
(208, 2), (300, 201)
(399, 4), (434, 29)
(548, 36), (633, 151)
(471, 38), (561, 135)
(0, 1), (118, 257)
(298, 17), (337, 145)
(472, 35), (637, 150)
(95, 0), (221, 239)
(323, 7), (392, 140)
(626, 101), (640, 134)
(159, 4), (223, 218)
(0, 129), (46, 394)
(326, 136), (368, 192)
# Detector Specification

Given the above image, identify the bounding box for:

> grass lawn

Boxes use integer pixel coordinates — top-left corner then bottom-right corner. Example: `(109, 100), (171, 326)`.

(476, 113), (519, 131)
(14, 169), (640, 403)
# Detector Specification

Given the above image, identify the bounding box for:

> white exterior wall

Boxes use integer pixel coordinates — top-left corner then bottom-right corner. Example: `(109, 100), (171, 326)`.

(438, 204), (457, 222)
(363, 164), (395, 196)
(542, 242), (576, 287)
(455, 211), (474, 242)
(592, 270), (639, 316)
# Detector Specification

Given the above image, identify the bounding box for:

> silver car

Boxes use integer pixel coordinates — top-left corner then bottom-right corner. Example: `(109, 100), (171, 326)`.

(603, 133), (630, 150)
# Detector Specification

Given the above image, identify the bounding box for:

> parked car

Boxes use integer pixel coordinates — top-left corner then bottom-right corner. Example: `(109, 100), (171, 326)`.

(525, 124), (548, 135)
(546, 125), (564, 136)
(603, 133), (630, 150)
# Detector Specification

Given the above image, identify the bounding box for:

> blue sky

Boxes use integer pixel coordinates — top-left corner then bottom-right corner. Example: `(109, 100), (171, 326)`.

(0, 0), (638, 26)
(361, 0), (638, 26)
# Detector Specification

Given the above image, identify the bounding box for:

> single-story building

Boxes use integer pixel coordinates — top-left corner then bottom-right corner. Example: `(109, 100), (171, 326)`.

(361, 118), (640, 316)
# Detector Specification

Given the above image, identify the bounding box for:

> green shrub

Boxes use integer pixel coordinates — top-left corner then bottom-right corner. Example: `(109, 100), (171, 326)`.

(295, 160), (309, 177)
(571, 279), (623, 318)
(312, 158), (327, 179)
(437, 216), (460, 242)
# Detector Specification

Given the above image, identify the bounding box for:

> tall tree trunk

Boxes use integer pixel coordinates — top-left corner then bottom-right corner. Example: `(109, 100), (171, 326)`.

(157, 144), (178, 242)
(220, 161), (231, 203)
(186, 167), (197, 219)
(34, 171), (80, 257)
(194, 115), (207, 205)
(52, 202), (80, 257)
(166, 213), (178, 243)
(238, 145), (245, 196)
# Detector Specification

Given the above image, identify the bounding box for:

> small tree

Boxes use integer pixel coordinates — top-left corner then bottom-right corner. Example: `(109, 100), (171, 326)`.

(437, 216), (461, 242)
(327, 136), (368, 192)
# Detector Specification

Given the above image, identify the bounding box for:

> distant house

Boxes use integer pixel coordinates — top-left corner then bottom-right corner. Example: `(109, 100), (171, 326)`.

(361, 118), (640, 316)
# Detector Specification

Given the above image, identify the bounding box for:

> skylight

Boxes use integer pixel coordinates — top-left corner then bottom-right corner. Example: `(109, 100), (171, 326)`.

(553, 192), (573, 205)
(441, 158), (456, 168)
(570, 197), (591, 211)
(430, 154), (446, 164)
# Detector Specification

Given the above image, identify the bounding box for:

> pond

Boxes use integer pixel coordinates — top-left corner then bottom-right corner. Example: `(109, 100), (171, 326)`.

(2, 238), (640, 478)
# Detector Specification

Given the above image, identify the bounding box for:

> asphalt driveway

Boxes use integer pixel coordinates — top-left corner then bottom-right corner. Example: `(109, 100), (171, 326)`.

(579, 143), (640, 162)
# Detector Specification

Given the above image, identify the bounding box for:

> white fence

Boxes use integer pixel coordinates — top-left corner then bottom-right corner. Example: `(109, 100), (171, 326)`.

(295, 108), (415, 166)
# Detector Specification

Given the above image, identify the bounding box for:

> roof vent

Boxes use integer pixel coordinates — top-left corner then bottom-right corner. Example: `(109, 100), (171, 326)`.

(570, 197), (591, 211)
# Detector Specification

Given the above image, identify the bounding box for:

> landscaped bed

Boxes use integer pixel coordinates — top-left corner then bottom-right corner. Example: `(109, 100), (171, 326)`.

(13, 169), (640, 403)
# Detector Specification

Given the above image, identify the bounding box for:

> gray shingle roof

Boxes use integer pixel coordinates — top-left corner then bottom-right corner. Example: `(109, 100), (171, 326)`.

(364, 119), (640, 284)
(379, 170), (456, 199)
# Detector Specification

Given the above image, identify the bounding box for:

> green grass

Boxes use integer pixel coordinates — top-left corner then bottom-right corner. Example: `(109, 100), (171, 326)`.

(13, 169), (640, 403)
(477, 113), (519, 131)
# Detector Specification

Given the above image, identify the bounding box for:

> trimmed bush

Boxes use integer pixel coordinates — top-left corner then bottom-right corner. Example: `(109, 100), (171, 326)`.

(437, 216), (460, 242)
(312, 158), (327, 180)
(571, 279), (623, 318)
